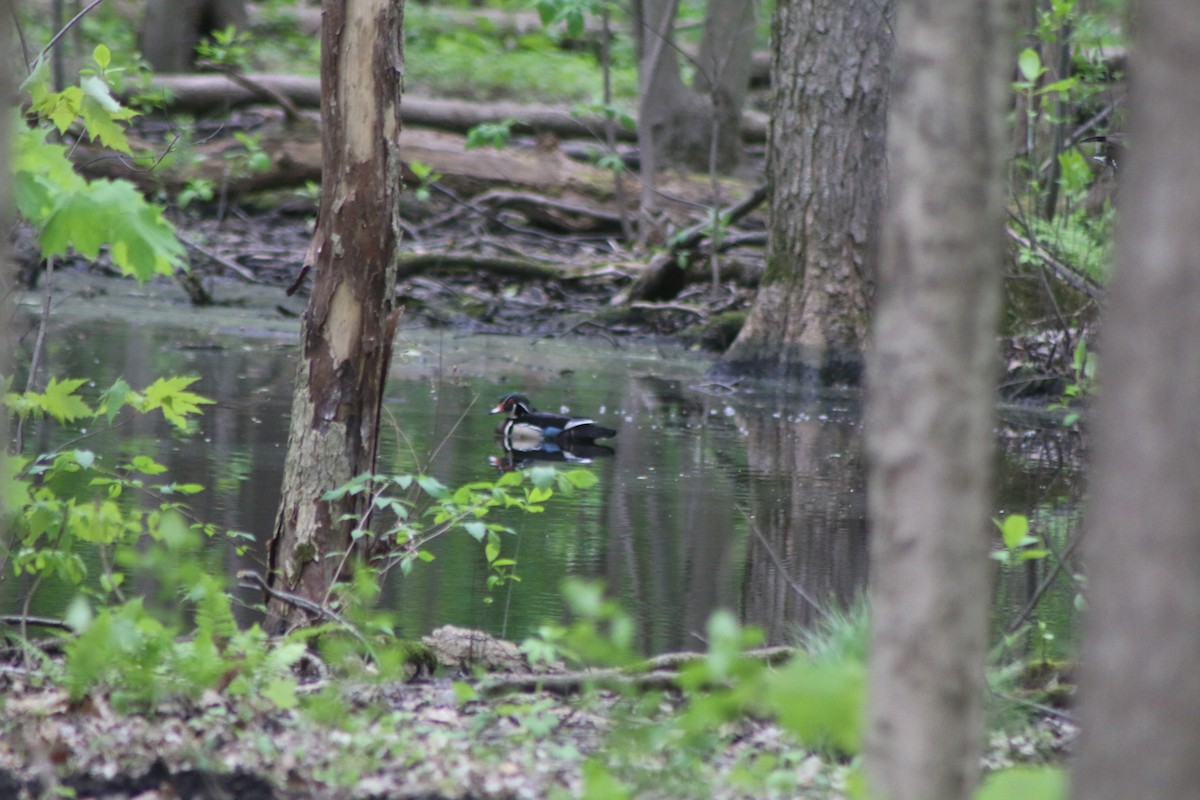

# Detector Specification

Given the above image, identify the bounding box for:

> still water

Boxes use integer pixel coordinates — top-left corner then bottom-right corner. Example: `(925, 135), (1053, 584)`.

(10, 280), (1085, 657)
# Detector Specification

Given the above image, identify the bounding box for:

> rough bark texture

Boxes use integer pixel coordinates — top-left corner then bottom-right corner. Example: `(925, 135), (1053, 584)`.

(140, 0), (248, 73)
(1071, 3), (1200, 798)
(711, 0), (891, 385)
(634, 0), (756, 173)
(266, 0), (405, 631)
(864, 2), (1015, 799)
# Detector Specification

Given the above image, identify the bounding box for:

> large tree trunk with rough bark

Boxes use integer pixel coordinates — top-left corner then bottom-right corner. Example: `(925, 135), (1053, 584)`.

(633, 0), (756, 176)
(710, 0), (891, 385)
(863, 2), (1015, 799)
(265, 0), (406, 632)
(140, 0), (248, 73)
(1071, 2), (1200, 797)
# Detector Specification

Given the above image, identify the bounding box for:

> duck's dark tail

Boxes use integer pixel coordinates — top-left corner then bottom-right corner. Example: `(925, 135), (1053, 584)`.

(562, 421), (617, 441)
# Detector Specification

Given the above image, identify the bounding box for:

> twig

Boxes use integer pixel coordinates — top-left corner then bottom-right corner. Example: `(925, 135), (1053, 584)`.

(1005, 225), (1105, 301)
(236, 570), (368, 644)
(205, 65), (302, 123)
(177, 231), (264, 283)
(629, 301), (707, 318)
(477, 645), (795, 697)
(0, 615), (73, 633)
(1005, 527), (1086, 635)
(31, 0), (104, 69)
(743, 508), (830, 619)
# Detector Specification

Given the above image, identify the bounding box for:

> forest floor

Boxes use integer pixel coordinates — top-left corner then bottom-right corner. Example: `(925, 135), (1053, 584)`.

(0, 628), (1076, 800)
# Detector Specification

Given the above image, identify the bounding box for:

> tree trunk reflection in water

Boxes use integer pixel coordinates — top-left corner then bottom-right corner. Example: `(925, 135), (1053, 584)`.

(740, 403), (868, 640)
(602, 379), (742, 653)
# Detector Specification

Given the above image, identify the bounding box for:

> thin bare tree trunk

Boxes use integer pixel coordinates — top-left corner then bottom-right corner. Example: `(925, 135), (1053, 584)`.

(1, 0), (13, 517)
(266, 0), (406, 632)
(634, 0), (756, 182)
(864, 1), (1015, 798)
(711, 0), (891, 385)
(1071, 2), (1200, 797)
(141, 0), (248, 73)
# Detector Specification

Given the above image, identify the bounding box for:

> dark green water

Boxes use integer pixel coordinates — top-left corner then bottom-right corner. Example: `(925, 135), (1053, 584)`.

(5, 275), (1085, 656)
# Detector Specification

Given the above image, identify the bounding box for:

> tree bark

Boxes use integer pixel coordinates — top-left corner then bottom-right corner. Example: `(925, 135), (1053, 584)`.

(140, 0), (248, 73)
(1071, 2), (1200, 798)
(710, 0), (891, 385)
(266, 0), (406, 632)
(863, 2), (1015, 798)
(633, 0), (756, 175)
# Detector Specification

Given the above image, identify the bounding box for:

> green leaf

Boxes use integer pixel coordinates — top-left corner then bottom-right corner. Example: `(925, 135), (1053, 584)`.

(417, 475), (449, 498)
(996, 514), (1030, 550)
(528, 485), (553, 504)
(80, 92), (134, 154)
(582, 759), (630, 800)
(39, 376), (93, 423)
(99, 378), (133, 424)
(138, 376), (214, 429)
(764, 657), (865, 754)
(496, 471), (523, 487)
(129, 455), (167, 475)
(1037, 77), (1078, 96)
(563, 469), (598, 489)
(530, 465), (557, 489)
(93, 44), (111, 70)
(977, 767), (1066, 800)
(261, 677), (299, 710)
(463, 521), (487, 541)
(38, 178), (184, 280)
(1018, 48), (1043, 82)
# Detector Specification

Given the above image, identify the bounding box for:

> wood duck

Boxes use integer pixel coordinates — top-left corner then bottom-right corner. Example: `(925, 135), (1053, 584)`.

(1080, 133), (1125, 171)
(490, 392), (617, 450)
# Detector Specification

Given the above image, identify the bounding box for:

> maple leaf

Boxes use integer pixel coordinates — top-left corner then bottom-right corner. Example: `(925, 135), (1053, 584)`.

(138, 376), (214, 429)
(39, 377), (94, 424)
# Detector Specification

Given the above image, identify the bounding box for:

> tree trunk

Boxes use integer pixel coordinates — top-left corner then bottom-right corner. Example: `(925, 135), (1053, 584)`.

(140, 0), (248, 73)
(1, 1), (12, 518)
(1071, 2), (1200, 798)
(266, 0), (406, 632)
(863, 2), (1015, 799)
(710, 0), (891, 385)
(633, 0), (755, 176)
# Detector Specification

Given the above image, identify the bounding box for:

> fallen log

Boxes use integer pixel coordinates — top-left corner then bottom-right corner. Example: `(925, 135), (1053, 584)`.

(139, 74), (770, 143)
(621, 183), (769, 303)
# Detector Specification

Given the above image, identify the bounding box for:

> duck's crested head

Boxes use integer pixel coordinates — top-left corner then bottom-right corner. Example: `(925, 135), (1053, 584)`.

(490, 392), (534, 416)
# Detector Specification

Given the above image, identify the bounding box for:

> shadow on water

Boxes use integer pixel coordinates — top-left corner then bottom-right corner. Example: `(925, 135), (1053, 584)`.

(9, 279), (1086, 656)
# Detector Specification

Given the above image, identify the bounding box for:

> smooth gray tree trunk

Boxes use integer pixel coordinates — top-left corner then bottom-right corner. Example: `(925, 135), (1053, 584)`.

(633, 0), (756, 176)
(1, 0), (12, 520)
(266, 0), (406, 632)
(141, 0), (248, 72)
(864, 1), (1015, 798)
(710, 0), (891, 385)
(1071, 2), (1200, 797)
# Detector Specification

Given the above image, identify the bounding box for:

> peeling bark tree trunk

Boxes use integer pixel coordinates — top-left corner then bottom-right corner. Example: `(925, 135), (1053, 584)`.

(710, 0), (891, 385)
(266, 0), (406, 632)
(1071, 2), (1200, 798)
(864, 2), (1015, 799)
(140, 0), (248, 73)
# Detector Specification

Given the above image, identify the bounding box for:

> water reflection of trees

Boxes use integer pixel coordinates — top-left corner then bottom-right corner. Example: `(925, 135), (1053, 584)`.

(738, 400), (869, 644)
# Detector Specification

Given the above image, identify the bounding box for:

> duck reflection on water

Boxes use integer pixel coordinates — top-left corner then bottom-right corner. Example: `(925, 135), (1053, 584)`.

(489, 392), (616, 471)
